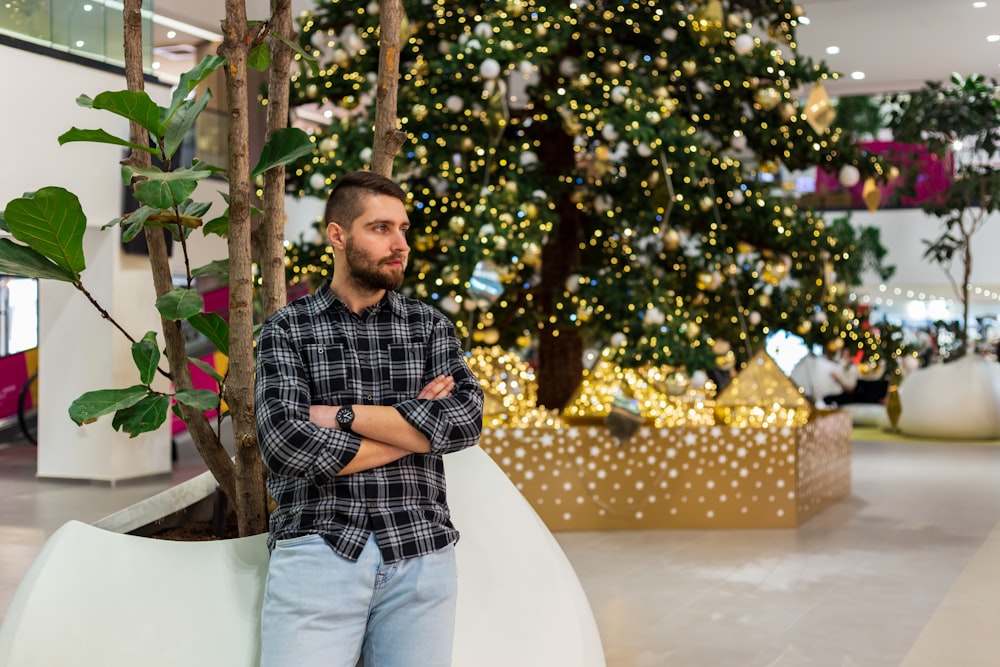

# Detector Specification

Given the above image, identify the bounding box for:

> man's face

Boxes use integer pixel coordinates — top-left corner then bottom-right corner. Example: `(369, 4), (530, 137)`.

(341, 194), (410, 292)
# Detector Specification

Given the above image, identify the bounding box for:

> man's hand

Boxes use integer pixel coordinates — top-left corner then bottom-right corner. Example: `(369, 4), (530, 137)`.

(417, 375), (455, 400)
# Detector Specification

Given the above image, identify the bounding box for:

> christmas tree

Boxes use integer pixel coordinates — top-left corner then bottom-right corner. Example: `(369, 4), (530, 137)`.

(282, 0), (893, 408)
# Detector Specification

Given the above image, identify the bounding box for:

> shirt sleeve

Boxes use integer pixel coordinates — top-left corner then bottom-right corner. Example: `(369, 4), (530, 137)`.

(393, 315), (484, 455)
(255, 312), (361, 483)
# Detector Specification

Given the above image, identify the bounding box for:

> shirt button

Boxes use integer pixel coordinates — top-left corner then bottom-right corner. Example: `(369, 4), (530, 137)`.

(366, 394), (373, 401)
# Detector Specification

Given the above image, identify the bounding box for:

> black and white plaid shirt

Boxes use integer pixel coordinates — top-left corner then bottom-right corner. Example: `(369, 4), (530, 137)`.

(255, 283), (484, 563)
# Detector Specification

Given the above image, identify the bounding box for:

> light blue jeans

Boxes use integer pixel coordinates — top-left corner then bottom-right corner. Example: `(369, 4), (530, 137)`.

(259, 532), (458, 667)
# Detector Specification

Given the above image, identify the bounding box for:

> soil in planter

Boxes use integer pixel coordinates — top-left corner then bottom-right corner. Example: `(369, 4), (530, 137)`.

(152, 511), (240, 541)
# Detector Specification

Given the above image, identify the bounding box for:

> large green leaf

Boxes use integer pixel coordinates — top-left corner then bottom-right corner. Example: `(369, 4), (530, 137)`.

(69, 385), (148, 425)
(191, 258), (230, 280)
(57, 127), (158, 154)
(251, 128), (315, 179)
(112, 394), (170, 437)
(156, 287), (204, 320)
(124, 166), (211, 209)
(166, 55), (225, 124)
(189, 356), (225, 384)
(163, 89), (212, 162)
(131, 331), (160, 385)
(249, 41), (271, 72)
(188, 312), (229, 356)
(3, 187), (86, 276)
(0, 238), (78, 281)
(203, 212), (229, 238)
(82, 90), (164, 137)
(174, 389), (220, 411)
(0, 209), (8, 233)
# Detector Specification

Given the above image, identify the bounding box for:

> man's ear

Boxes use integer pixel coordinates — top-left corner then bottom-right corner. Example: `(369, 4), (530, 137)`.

(327, 221), (346, 249)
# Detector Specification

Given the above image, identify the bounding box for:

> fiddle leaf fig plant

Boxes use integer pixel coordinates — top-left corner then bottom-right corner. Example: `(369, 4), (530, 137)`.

(0, 54), (311, 440)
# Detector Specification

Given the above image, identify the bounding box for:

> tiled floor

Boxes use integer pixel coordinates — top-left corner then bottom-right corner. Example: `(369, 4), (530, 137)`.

(2, 431), (998, 666)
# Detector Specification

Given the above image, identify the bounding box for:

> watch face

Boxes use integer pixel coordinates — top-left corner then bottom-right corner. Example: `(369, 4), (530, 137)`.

(337, 406), (355, 430)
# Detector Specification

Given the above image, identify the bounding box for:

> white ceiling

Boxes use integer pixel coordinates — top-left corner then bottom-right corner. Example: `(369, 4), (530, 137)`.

(152, 0), (1000, 96)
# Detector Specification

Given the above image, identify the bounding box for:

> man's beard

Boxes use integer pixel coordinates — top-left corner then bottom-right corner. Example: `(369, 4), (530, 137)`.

(344, 237), (406, 293)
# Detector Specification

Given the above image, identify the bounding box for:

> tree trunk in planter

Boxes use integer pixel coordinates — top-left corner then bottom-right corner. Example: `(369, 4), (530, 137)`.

(221, 0), (267, 537)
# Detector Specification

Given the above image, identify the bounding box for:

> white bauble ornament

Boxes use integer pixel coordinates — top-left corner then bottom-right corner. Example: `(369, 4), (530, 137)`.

(730, 133), (748, 151)
(662, 27), (677, 41)
(478, 223), (495, 238)
(565, 274), (581, 293)
(481, 58), (502, 80)
(594, 194), (613, 214)
(360, 147), (373, 163)
(611, 85), (629, 105)
(690, 369), (709, 389)
(645, 306), (665, 326)
(838, 165), (861, 188)
(309, 172), (326, 190)
(637, 142), (652, 158)
(559, 58), (579, 77)
(474, 22), (493, 39)
(748, 311), (762, 326)
(439, 296), (460, 315)
(331, 48), (349, 66)
(733, 33), (754, 56)
(602, 124), (619, 142)
(446, 95), (464, 113)
(730, 189), (745, 205)
(319, 137), (337, 154)
(610, 332), (628, 348)
(520, 151), (539, 167)
(462, 297), (479, 312)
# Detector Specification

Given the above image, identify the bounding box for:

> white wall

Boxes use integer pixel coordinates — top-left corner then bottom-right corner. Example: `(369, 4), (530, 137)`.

(1, 45), (177, 481)
(840, 207), (1000, 320)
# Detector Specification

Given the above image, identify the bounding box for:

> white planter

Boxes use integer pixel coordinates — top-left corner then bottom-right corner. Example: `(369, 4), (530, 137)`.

(897, 355), (1000, 440)
(0, 447), (605, 666)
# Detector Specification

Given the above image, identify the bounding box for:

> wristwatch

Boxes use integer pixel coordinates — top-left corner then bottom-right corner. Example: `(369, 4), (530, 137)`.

(336, 405), (356, 434)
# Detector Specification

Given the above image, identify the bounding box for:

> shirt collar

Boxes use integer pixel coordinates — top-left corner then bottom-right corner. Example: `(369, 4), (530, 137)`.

(315, 281), (402, 319)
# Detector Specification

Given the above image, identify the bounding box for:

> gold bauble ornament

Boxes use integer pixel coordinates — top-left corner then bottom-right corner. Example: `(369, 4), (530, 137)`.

(753, 86), (782, 111)
(413, 234), (435, 252)
(516, 333), (532, 348)
(448, 216), (465, 233)
(689, 0), (725, 46)
(862, 177), (882, 212)
(506, 0), (525, 17)
(797, 320), (812, 335)
(803, 81), (836, 135)
(460, 137), (475, 151)
(757, 293), (771, 308)
(662, 228), (682, 251)
(761, 259), (788, 285)
(682, 60), (698, 77)
(522, 242), (542, 267)
(699, 196), (714, 212)
(521, 202), (539, 220)
(696, 271), (715, 291)
(684, 321), (701, 340)
(412, 103), (428, 121)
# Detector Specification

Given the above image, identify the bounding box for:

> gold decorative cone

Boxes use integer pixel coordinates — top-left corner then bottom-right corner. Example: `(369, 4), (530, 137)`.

(803, 81), (836, 135)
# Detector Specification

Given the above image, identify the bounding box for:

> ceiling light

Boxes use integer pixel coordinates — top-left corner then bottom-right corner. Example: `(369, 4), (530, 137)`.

(75, 40), (85, 47)
(152, 61), (161, 70)
(826, 46), (840, 55)
(851, 71), (865, 80)
(989, 34), (1000, 42)
(167, 30), (176, 39)
(973, 1), (987, 7)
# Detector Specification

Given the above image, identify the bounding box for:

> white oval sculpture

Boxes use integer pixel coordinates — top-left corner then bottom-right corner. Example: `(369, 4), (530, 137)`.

(896, 355), (1000, 440)
(0, 447), (605, 666)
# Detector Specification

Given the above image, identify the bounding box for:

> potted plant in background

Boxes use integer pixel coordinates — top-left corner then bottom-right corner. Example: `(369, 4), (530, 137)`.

(882, 73), (1000, 439)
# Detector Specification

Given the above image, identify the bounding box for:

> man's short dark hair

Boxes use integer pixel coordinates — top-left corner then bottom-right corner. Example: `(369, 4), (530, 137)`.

(324, 171), (406, 229)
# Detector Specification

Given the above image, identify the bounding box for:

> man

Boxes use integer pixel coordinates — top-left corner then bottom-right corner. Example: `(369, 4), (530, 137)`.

(255, 170), (484, 667)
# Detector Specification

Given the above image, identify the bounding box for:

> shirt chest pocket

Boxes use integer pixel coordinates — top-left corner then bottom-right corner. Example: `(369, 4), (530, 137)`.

(383, 342), (425, 398)
(303, 344), (350, 399)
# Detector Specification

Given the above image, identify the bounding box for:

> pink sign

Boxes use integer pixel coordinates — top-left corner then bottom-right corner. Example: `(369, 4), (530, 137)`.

(0, 352), (31, 421)
(815, 141), (953, 209)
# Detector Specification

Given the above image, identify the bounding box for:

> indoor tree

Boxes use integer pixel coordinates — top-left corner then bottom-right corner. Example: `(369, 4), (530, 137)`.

(887, 73), (1000, 358)
(282, 0), (893, 408)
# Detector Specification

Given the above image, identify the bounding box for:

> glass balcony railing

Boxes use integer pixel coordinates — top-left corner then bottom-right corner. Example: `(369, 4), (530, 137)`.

(0, 0), (154, 70)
